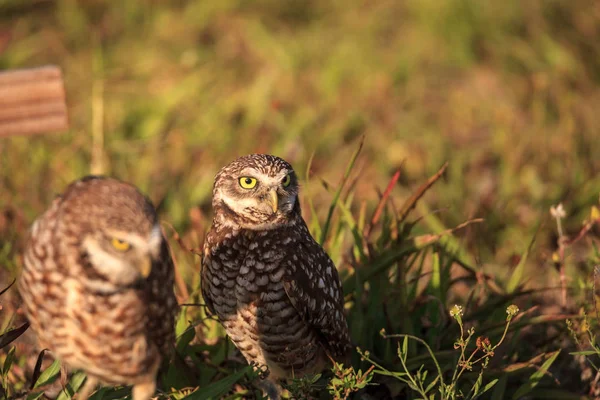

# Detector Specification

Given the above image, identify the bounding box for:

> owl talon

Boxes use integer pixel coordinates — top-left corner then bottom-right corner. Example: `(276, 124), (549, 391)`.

(59, 364), (68, 388)
(132, 381), (157, 400)
(249, 362), (270, 380)
(75, 376), (98, 400)
(255, 379), (282, 400)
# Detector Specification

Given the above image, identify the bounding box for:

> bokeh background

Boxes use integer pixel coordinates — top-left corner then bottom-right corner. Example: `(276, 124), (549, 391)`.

(1, 1), (600, 398)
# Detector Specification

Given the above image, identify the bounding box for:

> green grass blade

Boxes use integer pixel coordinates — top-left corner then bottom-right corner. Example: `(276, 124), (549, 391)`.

(319, 137), (364, 245)
(506, 222), (540, 293)
(33, 359), (61, 389)
(511, 350), (561, 399)
(57, 372), (86, 400)
(490, 374), (507, 400)
(304, 151), (322, 241)
(480, 378), (499, 397)
(183, 366), (253, 400)
(0, 322), (29, 349)
(2, 346), (15, 378)
(524, 389), (588, 399)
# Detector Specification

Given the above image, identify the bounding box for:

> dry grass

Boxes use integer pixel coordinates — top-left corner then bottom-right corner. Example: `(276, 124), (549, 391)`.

(1, 0), (600, 398)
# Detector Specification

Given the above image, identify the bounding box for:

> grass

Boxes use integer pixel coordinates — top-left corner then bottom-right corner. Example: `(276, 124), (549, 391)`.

(1, 0), (600, 398)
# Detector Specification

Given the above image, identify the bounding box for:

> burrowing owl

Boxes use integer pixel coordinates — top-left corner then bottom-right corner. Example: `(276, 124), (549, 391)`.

(202, 154), (352, 396)
(19, 176), (178, 400)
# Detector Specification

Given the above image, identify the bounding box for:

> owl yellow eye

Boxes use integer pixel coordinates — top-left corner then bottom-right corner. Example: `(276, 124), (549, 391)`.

(239, 177), (258, 189)
(111, 238), (131, 252)
(282, 174), (292, 187)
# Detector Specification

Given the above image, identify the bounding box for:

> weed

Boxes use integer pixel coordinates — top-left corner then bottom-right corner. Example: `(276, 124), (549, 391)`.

(1, 0), (600, 398)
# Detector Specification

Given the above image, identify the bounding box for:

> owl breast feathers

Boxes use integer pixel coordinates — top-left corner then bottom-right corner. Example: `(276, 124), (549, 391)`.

(18, 176), (178, 400)
(202, 154), (352, 380)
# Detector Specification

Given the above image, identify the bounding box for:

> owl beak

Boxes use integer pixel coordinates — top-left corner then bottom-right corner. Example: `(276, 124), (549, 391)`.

(137, 255), (152, 279)
(267, 189), (279, 214)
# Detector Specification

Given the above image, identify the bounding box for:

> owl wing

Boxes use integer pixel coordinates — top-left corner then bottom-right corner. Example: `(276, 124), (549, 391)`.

(282, 228), (352, 360)
(146, 238), (179, 355)
(200, 262), (216, 317)
(200, 231), (217, 317)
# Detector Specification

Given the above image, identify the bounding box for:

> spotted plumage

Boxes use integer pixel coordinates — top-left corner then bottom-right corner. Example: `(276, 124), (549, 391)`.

(18, 176), (178, 400)
(202, 154), (352, 394)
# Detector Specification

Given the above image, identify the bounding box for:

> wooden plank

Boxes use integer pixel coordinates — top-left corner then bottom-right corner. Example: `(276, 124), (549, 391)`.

(0, 65), (69, 137)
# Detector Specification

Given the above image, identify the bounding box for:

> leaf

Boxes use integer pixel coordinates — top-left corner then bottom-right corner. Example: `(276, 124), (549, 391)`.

(33, 359), (61, 389)
(305, 152), (322, 241)
(320, 136), (364, 245)
(363, 169), (401, 238)
(0, 322), (29, 349)
(31, 350), (48, 390)
(0, 279), (15, 297)
(88, 386), (108, 400)
(398, 162), (448, 224)
(524, 389), (588, 399)
(490, 374), (507, 400)
(507, 223), (540, 293)
(176, 325), (196, 354)
(182, 366), (252, 400)
(431, 251), (441, 297)
(424, 375), (440, 394)
(569, 350), (599, 356)
(343, 245), (420, 293)
(470, 372), (483, 397)
(412, 219), (484, 249)
(90, 386), (130, 400)
(415, 204), (480, 274)
(334, 194), (366, 261)
(26, 392), (45, 400)
(473, 378), (498, 399)
(511, 350), (561, 399)
(591, 206), (600, 222)
(175, 307), (189, 337)
(2, 346), (15, 377)
(56, 372), (86, 400)
(401, 336), (408, 363)
(163, 353), (199, 390)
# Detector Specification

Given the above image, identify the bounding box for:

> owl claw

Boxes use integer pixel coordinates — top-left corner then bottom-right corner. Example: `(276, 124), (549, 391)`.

(249, 362), (270, 380)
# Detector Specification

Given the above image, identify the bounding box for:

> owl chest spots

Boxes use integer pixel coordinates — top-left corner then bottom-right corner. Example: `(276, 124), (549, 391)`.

(57, 286), (154, 379)
(205, 227), (326, 369)
(211, 237), (286, 304)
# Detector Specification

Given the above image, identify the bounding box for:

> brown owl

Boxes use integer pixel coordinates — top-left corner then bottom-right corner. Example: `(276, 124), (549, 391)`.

(18, 176), (178, 400)
(202, 154), (352, 398)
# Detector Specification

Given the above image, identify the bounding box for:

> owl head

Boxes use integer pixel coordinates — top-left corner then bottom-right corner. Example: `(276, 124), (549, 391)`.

(212, 154), (300, 230)
(54, 176), (165, 290)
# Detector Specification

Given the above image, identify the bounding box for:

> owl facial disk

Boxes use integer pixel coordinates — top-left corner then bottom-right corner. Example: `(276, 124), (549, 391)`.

(82, 224), (162, 287)
(217, 168), (298, 228)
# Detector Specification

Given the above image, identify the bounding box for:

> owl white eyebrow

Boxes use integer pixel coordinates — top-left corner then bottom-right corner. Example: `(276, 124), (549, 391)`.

(238, 171), (290, 187)
(239, 168), (290, 178)
(238, 168), (259, 177)
(149, 224), (162, 241)
(148, 224), (163, 251)
(104, 230), (153, 250)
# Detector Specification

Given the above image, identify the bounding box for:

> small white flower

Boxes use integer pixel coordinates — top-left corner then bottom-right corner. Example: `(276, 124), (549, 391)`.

(550, 203), (566, 219)
(450, 304), (463, 318)
(506, 304), (519, 321)
(506, 304), (519, 318)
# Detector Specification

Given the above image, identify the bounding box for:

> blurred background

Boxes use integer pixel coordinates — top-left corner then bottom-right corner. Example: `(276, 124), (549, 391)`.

(1, 0), (600, 398)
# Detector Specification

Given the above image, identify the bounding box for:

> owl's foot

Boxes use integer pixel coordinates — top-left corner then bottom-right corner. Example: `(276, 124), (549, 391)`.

(75, 376), (98, 400)
(132, 381), (156, 400)
(59, 363), (69, 388)
(255, 379), (282, 400)
(250, 361), (270, 380)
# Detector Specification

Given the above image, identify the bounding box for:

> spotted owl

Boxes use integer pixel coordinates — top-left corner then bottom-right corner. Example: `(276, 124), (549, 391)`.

(18, 176), (178, 400)
(201, 154), (352, 395)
